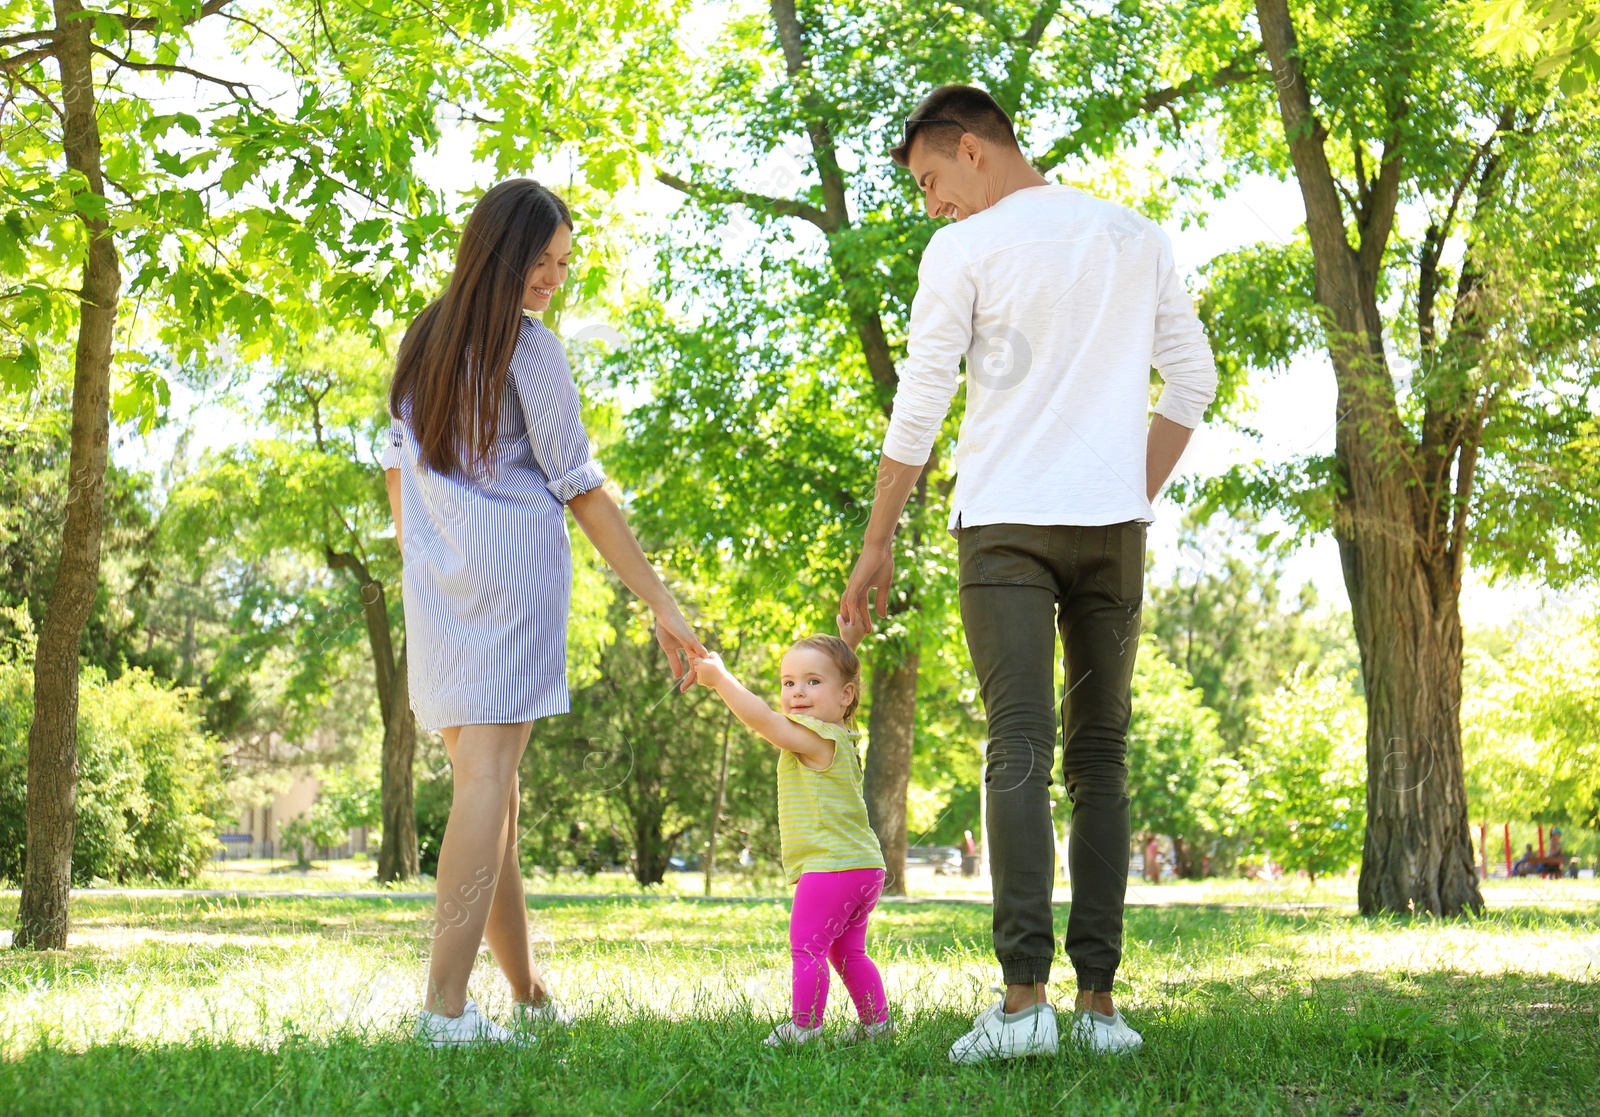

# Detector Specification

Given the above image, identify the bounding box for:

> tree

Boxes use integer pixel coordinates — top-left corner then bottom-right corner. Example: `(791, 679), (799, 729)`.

(1125, 636), (1236, 877)
(1146, 512), (1358, 754)
(1244, 664), (1367, 882)
(1464, 609), (1600, 830)
(2, 0), (678, 946)
(525, 592), (778, 887)
(608, 0), (1266, 892)
(1475, 0), (1600, 92)
(1174, 0), (1600, 913)
(0, 0), (439, 946)
(163, 334), (419, 879)
(0, 608), (225, 885)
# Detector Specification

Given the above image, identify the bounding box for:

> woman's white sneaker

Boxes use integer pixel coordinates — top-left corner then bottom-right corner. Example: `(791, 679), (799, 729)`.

(415, 1000), (523, 1047)
(1069, 1008), (1144, 1054)
(948, 1001), (1059, 1063)
(763, 1020), (825, 1047)
(514, 998), (575, 1029)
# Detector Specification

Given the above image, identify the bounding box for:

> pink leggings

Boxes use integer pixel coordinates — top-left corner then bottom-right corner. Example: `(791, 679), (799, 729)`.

(790, 867), (888, 1028)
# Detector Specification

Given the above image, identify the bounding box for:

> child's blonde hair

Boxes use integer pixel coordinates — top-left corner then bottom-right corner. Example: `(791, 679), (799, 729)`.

(788, 634), (862, 721)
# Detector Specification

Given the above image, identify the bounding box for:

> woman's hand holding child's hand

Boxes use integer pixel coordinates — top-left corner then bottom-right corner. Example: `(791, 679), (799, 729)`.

(689, 650), (730, 689)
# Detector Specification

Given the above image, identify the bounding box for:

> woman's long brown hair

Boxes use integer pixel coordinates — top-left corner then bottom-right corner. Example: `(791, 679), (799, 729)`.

(390, 179), (572, 475)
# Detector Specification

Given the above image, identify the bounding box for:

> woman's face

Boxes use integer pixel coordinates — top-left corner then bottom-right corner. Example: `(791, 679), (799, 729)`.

(523, 222), (573, 313)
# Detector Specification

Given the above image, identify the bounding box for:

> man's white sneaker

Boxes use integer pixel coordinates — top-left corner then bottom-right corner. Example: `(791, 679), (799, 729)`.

(948, 1001), (1058, 1064)
(763, 1020), (825, 1047)
(1069, 1008), (1144, 1054)
(415, 1000), (522, 1048)
(514, 998), (575, 1030)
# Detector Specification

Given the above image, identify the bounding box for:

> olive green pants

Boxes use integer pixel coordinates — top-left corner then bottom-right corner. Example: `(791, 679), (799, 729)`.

(958, 521), (1144, 992)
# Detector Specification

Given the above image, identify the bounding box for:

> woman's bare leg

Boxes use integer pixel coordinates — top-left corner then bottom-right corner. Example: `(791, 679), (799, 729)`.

(423, 721), (531, 1017)
(482, 776), (549, 1005)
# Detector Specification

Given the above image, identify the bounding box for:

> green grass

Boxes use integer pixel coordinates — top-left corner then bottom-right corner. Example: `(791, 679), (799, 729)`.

(0, 882), (1596, 1115)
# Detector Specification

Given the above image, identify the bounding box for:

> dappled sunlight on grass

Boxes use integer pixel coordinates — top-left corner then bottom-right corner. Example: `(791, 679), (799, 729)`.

(0, 888), (1594, 1114)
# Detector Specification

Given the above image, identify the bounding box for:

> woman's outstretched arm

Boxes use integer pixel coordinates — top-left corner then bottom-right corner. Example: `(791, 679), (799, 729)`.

(567, 485), (705, 687)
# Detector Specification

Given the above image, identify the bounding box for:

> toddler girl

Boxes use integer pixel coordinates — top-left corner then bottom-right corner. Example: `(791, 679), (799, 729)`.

(690, 635), (892, 1046)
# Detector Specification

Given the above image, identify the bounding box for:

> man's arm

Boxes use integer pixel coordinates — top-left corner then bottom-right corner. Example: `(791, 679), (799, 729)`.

(1146, 414), (1195, 501)
(838, 232), (974, 633)
(838, 454), (924, 631)
(1149, 233), (1217, 494)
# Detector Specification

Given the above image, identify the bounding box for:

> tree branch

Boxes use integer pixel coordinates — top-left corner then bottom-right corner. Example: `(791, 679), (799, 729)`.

(0, 30), (55, 49)
(325, 548), (374, 586)
(5, 69), (64, 120)
(117, 0), (233, 33)
(1417, 108), (1513, 365)
(1254, 0), (1357, 289)
(655, 169), (832, 232)
(0, 46), (53, 73)
(221, 11), (309, 75)
(92, 44), (253, 98)
(999, 0), (1064, 113)
(1034, 49), (1266, 172)
(1357, 125), (1405, 278)
(1351, 135), (1368, 218)
(766, 0), (896, 395)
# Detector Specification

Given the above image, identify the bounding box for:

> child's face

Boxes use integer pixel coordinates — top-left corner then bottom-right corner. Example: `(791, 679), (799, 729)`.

(523, 223), (572, 313)
(779, 647), (855, 723)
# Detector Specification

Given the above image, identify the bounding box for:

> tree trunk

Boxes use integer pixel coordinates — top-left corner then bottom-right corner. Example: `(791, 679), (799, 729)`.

(378, 642), (419, 882)
(768, 0), (933, 898)
(16, 0), (122, 951)
(1340, 529), (1481, 914)
(1256, 0), (1482, 917)
(703, 708), (733, 896)
(631, 808), (677, 886)
(864, 643), (918, 895)
(1171, 836), (1202, 879)
(326, 552), (419, 882)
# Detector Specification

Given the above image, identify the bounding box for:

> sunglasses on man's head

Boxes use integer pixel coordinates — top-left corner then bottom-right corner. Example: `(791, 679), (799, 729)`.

(900, 117), (967, 146)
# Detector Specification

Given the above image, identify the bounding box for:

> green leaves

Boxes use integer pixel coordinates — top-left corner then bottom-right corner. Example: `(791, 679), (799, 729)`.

(1244, 662), (1368, 881)
(1474, 0), (1600, 92)
(1197, 239), (1320, 416)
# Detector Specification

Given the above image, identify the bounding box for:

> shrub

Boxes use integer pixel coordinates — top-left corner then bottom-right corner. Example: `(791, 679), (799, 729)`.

(0, 614), (226, 884)
(1243, 664), (1367, 881)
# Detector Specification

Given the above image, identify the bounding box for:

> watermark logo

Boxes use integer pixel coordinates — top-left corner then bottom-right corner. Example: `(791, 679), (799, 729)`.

(969, 324), (1032, 391)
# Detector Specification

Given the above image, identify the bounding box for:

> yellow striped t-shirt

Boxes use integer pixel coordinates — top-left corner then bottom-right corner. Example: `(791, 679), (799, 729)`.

(776, 713), (886, 884)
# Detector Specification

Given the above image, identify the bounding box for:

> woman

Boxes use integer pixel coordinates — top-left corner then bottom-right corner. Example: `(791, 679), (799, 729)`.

(381, 179), (704, 1046)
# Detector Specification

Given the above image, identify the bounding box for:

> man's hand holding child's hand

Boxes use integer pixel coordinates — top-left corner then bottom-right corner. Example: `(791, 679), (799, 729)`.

(836, 612), (867, 651)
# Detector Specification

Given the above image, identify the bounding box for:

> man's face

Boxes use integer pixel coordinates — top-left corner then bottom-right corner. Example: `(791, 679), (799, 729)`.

(906, 132), (987, 221)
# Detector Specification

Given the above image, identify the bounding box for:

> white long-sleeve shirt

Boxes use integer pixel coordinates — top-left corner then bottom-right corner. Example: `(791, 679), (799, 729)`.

(882, 185), (1218, 530)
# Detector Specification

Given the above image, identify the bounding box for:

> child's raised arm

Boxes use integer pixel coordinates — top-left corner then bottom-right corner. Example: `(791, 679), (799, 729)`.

(689, 652), (834, 768)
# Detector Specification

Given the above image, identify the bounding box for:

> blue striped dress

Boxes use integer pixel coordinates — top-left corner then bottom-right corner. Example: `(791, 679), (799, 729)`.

(379, 312), (604, 731)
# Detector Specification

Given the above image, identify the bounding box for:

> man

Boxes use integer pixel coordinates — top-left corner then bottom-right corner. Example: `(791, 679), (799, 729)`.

(838, 84), (1217, 1063)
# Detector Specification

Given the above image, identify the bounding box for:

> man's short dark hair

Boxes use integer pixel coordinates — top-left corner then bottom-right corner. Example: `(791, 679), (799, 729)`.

(890, 84), (1018, 167)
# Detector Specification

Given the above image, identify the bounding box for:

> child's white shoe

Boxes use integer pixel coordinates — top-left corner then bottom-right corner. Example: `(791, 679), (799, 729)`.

(415, 1000), (523, 1047)
(846, 1017), (896, 1043)
(763, 1020), (825, 1047)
